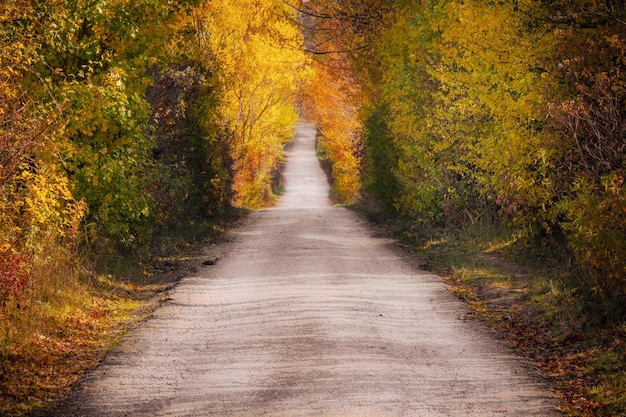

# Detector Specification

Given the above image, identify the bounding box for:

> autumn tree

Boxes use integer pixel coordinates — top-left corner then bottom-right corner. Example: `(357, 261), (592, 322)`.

(146, 64), (232, 226)
(195, 0), (309, 208)
(1, 0), (224, 375)
(1, 0), (87, 311)
(293, 0), (393, 203)
(358, 0), (626, 309)
(0, 1), (323, 411)
(540, 1), (626, 305)
(11, 0), (185, 251)
(301, 58), (362, 203)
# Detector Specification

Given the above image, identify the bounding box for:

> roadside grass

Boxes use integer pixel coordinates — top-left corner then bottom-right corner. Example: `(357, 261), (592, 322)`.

(0, 251), (144, 416)
(0, 211), (245, 417)
(351, 201), (626, 417)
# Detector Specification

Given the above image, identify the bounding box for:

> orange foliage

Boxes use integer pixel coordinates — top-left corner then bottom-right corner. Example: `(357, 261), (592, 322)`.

(302, 59), (362, 203)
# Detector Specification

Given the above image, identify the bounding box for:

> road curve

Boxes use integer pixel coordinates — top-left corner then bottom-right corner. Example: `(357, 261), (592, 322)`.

(52, 123), (559, 416)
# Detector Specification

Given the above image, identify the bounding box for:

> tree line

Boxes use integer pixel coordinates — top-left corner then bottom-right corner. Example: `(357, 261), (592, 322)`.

(2, 0), (625, 377)
(2, 0), (625, 413)
(0, 0), (307, 362)
(301, 0), (626, 315)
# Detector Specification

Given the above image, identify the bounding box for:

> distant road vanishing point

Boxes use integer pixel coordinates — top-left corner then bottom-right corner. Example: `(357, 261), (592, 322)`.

(51, 122), (559, 416)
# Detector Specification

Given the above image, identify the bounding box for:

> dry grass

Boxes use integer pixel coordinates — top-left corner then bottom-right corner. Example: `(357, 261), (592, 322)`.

(0, 215), (240, 416)
(408, 231), (626, 416)
(0, 240), (154, 416)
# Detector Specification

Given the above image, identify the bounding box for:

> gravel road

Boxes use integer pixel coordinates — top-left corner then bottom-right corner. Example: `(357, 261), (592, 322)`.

(51, 123), (559, 416)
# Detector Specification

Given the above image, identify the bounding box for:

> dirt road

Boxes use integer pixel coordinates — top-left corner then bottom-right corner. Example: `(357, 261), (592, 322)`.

(52, 123), (559, 416)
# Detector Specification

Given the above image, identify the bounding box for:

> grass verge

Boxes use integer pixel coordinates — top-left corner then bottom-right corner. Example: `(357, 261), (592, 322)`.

(351, 199), (626, 417)
(0, 210), (246, 417)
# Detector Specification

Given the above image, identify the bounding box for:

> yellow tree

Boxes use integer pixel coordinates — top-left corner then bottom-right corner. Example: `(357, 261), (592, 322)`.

(363, 0), (555, 225)
(198, 0), (310, 207)
(432, 0), (555, 224)
(0, 0), (86, 285)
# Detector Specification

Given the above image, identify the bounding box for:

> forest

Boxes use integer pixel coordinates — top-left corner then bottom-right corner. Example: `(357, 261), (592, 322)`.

(1, 0), (625, 415)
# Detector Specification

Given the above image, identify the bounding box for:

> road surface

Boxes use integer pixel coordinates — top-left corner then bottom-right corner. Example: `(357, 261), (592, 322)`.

(52, 123), (559, 416)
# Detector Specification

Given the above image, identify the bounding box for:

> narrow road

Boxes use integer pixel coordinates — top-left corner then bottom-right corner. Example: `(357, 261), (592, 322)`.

(53, 123), (559, 416)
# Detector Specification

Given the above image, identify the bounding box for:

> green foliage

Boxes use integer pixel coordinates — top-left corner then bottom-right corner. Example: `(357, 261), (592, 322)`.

(59, 75), (154, 250)
(146, 64), (231, 227)
(0, 1), (313, 413)
(362, 102), (399, 210)
(1, 0), (625, 413)
(364, 2), (450, 224)
(6, 0), (236, 252)
(9, 0), (184, 251)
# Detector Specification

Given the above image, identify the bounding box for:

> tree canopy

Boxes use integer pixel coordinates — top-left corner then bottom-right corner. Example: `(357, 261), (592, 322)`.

(350, 0), (626, 308)
(2, 0), (626, 414)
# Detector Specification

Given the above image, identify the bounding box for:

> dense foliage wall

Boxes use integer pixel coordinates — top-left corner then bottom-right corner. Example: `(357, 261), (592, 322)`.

(296, 0), (391, 203)
(359, 0), (626, 309)
(0, 0), (307, 361)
